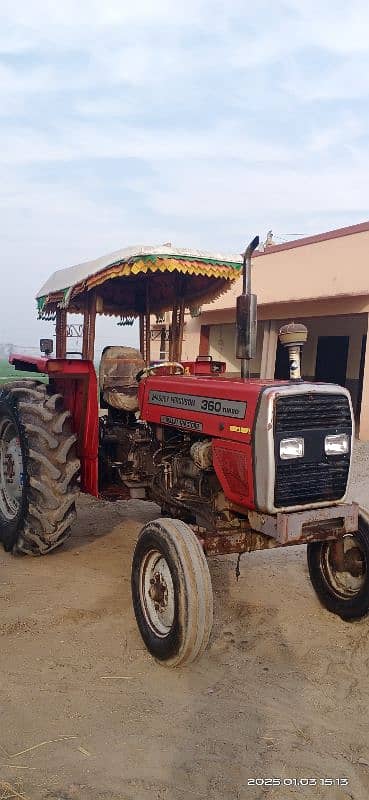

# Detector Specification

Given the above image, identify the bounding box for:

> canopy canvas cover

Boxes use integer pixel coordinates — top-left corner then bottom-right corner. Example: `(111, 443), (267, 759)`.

(36, 244), (242, 363)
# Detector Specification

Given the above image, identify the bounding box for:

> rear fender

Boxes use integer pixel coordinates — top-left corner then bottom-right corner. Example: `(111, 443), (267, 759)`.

(46, 360), (98, 497)
(9, 354), (99, 495)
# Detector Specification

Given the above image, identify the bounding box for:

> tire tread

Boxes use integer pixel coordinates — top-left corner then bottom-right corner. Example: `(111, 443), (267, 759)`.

(307, 515), (369, 620)
(132, 517), (213, 667)
(0, 381), (79, 555)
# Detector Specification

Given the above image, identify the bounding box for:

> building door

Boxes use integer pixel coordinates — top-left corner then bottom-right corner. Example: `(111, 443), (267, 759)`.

(356, 334), (367, 420)
(315, 336), (349, 386)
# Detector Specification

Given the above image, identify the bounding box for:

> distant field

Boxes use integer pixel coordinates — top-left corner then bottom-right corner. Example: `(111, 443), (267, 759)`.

(0, 358), (48, 382)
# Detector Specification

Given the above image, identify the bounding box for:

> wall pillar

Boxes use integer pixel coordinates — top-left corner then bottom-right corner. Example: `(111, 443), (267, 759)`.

(199, 324), (210, 356)
(260, 320), (279, 379)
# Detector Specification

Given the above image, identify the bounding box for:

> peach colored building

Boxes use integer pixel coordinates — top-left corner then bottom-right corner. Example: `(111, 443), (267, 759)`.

(151, 220), (369, 440)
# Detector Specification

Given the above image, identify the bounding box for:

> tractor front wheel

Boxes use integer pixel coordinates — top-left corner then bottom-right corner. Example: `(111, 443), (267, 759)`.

(307, 515), (369, 620)
(0, 381), (80, 555)
(131, 518), (213, 667)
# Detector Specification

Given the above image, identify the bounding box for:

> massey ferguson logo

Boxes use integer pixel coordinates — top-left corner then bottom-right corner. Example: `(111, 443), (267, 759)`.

(149, 390), (247, 419)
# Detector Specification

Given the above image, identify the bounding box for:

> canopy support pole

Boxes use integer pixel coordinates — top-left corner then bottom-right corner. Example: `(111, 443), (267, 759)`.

(55, 308), (67, 359)
(145, 312), (151, 365)
(138, 315), (151, 365)
(138, 279), (151, 365)
(87, 292), (97, 362)
(177, 298), (185, 361)
(82, 304), (90, 360)
(170, 276), (185, 362)
(139, 314), (145, 360)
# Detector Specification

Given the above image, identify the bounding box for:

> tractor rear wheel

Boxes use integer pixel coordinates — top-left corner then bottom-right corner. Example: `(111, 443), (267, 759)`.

(131, 518), (213, 667)
(0, 380), (80, 555)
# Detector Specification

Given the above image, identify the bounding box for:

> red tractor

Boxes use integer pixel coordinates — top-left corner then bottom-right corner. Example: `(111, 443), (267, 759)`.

(1, 239), (368, 667)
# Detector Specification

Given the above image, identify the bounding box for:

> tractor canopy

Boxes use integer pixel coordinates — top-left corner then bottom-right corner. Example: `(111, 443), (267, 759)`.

(36, 243), (242, 318)
(36, 243), (242, 362)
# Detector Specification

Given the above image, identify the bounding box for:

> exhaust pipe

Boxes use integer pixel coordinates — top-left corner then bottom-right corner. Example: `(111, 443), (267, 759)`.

(236, 235), (259, 379)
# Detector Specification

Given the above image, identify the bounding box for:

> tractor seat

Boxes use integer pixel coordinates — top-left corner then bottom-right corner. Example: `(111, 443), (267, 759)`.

(99, 346), (145, 412)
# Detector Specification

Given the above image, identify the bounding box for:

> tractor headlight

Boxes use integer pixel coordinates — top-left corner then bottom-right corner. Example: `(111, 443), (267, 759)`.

(279, 437), (304, 460)
(324, 433), (350, 456)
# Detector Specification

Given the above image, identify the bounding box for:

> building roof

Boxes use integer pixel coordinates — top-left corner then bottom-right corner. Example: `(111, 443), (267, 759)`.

(254, 220), (369, 257)
(199, 219), (369, 313)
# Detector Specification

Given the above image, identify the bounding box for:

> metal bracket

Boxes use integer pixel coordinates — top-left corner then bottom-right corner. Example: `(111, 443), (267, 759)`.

(248, 503), (359, 545)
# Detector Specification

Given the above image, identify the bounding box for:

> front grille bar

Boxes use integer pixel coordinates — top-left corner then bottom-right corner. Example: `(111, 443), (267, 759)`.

(274, 392), (352, 507)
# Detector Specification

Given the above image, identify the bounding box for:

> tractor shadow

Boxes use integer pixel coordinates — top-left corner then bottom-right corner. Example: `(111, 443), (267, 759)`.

(62, 495), (161, 554)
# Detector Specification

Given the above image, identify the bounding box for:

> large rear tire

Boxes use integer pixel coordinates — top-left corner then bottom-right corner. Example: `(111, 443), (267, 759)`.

(131, 518), (213, 667)
(0, 381), (80, 555)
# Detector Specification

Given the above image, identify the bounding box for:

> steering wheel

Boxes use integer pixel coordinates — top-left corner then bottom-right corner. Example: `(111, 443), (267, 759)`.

(136, 361), (185, 382)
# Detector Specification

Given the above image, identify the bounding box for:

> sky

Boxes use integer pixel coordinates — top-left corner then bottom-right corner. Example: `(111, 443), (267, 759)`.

(1, 0), (369, 354)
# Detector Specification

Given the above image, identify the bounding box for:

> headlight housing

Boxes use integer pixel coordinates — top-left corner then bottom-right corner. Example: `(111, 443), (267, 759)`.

(279, 437), (304, 460)
(325, 433), (350, 456)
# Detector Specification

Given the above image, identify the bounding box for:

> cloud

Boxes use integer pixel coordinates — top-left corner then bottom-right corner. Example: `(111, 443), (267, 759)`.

(283, 56), (369, 102)
(1, 0), (369, 348)
(140, 159), (369, 221)
(0, 120), (297, 166)
(0, 0), (209, 53)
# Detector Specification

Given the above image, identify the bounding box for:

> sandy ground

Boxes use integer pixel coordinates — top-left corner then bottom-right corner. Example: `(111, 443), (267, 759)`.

(0, 446), (369, 800)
